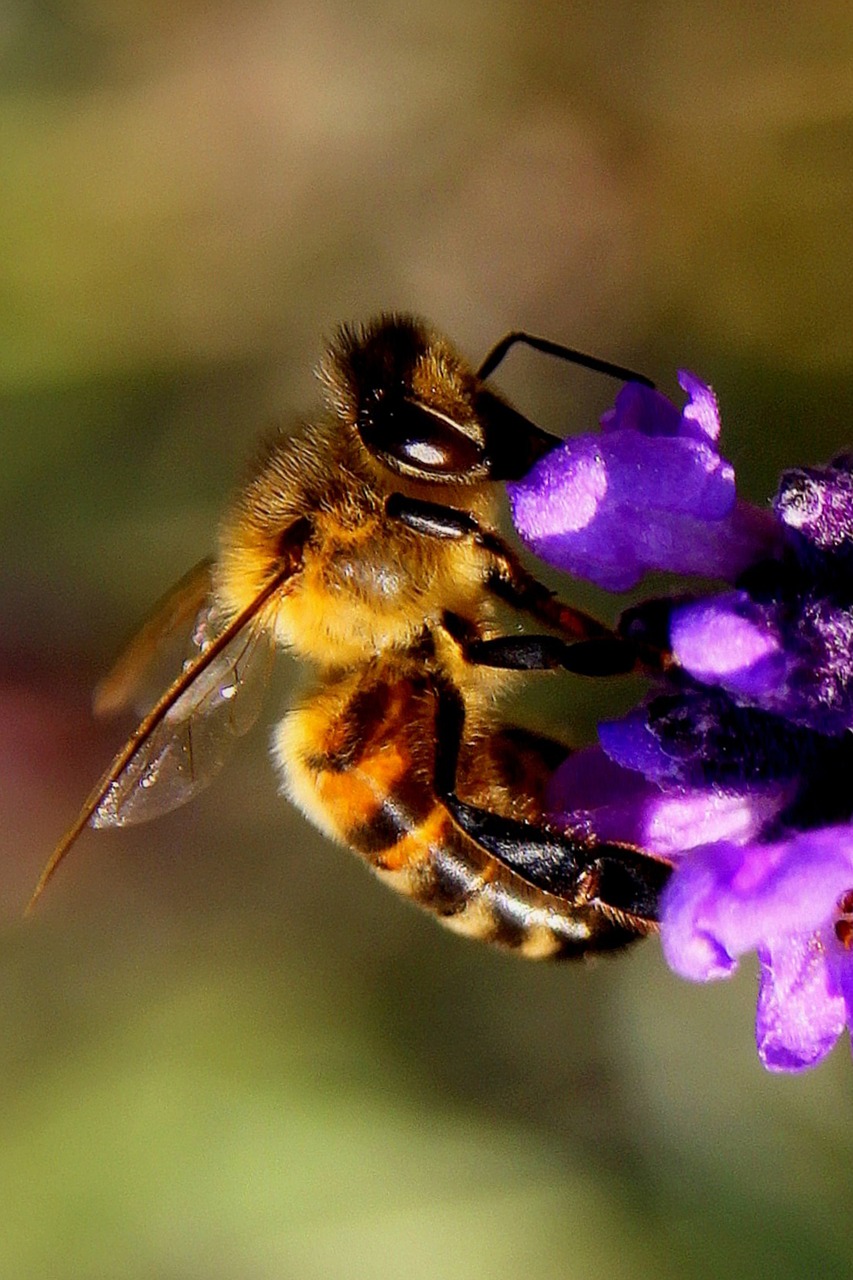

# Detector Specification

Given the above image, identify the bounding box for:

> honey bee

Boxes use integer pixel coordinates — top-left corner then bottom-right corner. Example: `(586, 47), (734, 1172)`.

(32, 315), (672, 957)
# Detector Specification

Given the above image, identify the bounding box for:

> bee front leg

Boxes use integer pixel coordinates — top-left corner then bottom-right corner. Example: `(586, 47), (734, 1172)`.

(430, 676), (671, 933)
(386, 493), (669, 670)
(386, 493), (610, 644)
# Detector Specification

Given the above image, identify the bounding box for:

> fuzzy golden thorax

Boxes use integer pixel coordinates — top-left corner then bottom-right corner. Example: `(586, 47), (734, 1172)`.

(215, 418), (499, 672)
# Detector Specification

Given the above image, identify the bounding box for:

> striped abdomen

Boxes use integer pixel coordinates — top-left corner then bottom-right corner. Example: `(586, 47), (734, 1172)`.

(274, 665), (625, 959)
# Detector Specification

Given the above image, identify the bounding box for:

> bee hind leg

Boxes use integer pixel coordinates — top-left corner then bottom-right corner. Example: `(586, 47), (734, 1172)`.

(431, 676), (671, 933)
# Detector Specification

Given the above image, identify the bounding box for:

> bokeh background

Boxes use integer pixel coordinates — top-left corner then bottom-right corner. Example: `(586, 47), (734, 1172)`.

(3, 3), (853, 1276)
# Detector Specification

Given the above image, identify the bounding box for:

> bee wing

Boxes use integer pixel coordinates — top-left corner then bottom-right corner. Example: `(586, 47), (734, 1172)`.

(92, 607), (273, 828)
(28, 560), (297, 913)
(93, 557), (215, 719)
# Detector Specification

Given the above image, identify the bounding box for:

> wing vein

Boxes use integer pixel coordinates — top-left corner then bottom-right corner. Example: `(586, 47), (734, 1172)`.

(27, 565), (291, 913)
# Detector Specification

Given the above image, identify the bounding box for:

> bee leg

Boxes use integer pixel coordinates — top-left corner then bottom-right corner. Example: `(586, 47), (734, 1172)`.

(386, 494), (615, 645)
(441, 615), (646, 678)
(388, 493), (670, 670)
(431, 677), (671, 930)
(479, 537), (671, 671)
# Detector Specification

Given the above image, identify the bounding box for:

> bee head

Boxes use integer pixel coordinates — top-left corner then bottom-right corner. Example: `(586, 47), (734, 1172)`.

(321, 313), (557, 486)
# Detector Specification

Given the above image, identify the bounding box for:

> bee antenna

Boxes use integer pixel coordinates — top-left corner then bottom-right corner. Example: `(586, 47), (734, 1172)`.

(477, 331), (655, 389)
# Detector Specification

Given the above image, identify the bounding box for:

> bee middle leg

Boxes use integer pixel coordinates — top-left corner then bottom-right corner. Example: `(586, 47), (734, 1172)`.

(441, 612), (644, 678)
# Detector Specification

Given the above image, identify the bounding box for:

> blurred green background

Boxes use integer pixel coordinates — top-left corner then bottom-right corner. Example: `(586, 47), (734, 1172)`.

(3, 2), (853, 1277)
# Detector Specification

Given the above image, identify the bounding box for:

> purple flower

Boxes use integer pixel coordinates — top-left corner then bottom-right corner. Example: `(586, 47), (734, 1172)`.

(661, 830), (853, 1069)
(511, 371), (853, 1072)
(547, 746), (791, 860)
(670, 588), (853, 734)
(507, 373), (781, 590)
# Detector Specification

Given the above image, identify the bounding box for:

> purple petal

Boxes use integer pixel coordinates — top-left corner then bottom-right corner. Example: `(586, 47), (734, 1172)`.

(599, 372), (721, 444)
(545, 749), (668, 849)
(546, 748), (650, 813)
(640, 784), (788, 858)
(678, 370), (722, 444)
(598, 709), (681, 782)
(661, 825), (853, 982)
(671, 588), (853, 732)
(592, 432), (734, 519)
(600, 381), (682, 438)
(756, 933), (845, 1072)
(670, 592), (790, 701)
(507, 438), (733, 591)
(547, 747), (789, 859)
(508, 379), (780, 589)
(660, 845), (742, 980)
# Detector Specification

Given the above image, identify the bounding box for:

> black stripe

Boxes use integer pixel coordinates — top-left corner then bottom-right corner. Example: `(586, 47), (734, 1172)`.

(485, 890), (533, 950)
(412, 846), (478, 916)
(304, 684), (396, 774)
(349, 799), (412, 856)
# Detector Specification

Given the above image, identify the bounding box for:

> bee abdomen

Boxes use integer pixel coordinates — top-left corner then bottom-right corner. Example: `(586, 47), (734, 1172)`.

(275, 674), (599, 959)
(369, 811), (591, 959)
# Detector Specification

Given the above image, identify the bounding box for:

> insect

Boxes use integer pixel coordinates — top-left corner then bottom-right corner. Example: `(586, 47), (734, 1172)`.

(32, 314), (673, 957)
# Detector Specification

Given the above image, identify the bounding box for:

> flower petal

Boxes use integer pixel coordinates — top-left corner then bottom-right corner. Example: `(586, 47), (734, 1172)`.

(756, 933), (845, 1071)
(598, 709), (681, 782)
(507, 432), (739, 591)
(670, 592), (790, 701)
(547, 747), (788, 860)
(660, 845), (742, 980)
(678, 370), (722, 444)
(508, 374), (780, 589)
(661, 826), (853, 982)
(600, 381), (682, 438)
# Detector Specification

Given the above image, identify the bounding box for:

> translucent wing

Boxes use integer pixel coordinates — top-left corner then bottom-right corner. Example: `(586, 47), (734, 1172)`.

(93, 557), (215, 719)
(28, 557), (301, 913)
(92, 602), (273, 827)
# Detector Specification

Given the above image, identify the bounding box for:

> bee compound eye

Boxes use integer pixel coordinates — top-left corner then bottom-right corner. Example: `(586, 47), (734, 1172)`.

(359, 397), (486, 481)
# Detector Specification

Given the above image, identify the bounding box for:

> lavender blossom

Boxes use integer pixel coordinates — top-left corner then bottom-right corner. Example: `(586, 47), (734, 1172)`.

(507, 372), (780, 590)
(510, 373), (853, 1072)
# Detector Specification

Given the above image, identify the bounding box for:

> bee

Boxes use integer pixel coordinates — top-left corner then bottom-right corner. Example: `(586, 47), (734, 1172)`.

(32, 315), (672, 957)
